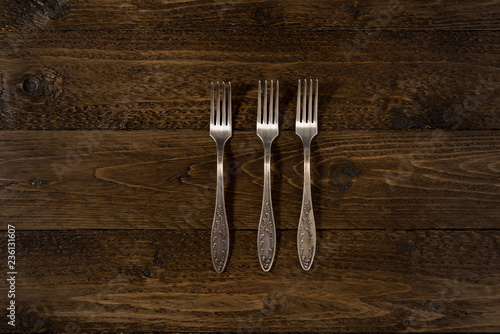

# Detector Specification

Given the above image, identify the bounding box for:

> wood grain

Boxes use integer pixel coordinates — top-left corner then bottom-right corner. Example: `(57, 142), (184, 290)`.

(1, 0), (499, 130)
(0, 0), (499, 332)
(2, 0), (500, 32)
(1, 229), (499, 332)
(0, 130), (498, 230)
(1, 59), (498, 131)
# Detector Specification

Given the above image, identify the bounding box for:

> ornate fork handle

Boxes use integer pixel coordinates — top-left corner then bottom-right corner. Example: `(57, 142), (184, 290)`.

(258, 143), (276, 271)
(211, 145), (229, 273)
(298, 144), (316, 270)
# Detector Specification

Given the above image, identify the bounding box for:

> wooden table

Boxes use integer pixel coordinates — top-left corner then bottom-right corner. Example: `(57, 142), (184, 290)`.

(1, 0), (499, 332)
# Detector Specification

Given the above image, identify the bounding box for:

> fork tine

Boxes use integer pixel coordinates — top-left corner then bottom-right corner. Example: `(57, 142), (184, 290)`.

(302, 79), (307, 122)
(216, 82), (221, 125)
(257, 80), (262, 124)
(275, 80), (279, 124)
(314, 79), (318, 123)
(269, 80), (274, 124)
(296, 79), (301, 122)
(263, 80), (268, 124)
(222, 82), (227, 126)
(210, 82), (214, 125)
(228, 81), (232, 127)
(308, 79), (313, 123)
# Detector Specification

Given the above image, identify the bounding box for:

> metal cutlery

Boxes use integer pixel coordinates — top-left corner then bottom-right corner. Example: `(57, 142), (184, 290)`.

(296, 79), (318, 271)
(209, 81), (232, 273)
(256, 80), (279, 271)
(208, 79), (318, 271)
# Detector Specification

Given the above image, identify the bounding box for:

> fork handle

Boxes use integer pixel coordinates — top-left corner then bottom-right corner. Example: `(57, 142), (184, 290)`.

(258, 144), (276, 271)
(298, 145), (316, 270)
(211, 147), (229, 273)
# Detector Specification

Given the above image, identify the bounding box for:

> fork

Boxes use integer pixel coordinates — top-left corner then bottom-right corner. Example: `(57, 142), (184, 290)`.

(210, 81), (232, 273)
(296, 79), (318, 271)
(256, 80), (279, 271)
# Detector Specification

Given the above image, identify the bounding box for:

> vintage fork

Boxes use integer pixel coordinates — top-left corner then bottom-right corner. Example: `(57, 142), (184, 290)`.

(210, 81), (232, 273)
(256, 80), (279, 271)
(296, 79), (318, 271)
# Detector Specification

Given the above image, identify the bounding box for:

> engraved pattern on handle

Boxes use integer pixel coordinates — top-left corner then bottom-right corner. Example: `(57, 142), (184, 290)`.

(298, 147), (316, 270)
(211, 149), (229, 273)
(258, 147), (276, 271)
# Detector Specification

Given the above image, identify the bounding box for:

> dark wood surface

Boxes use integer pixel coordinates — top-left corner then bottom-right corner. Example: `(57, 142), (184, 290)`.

(0, 131), (498, 230)
(7, 230), (500, 332)
(1, 0), (499, 131)
(0, 0), (499, 332)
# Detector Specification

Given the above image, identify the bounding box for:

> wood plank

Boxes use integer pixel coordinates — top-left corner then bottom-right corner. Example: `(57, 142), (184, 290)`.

(1, 229), (499, 332)
(0, 130), (498, 230)
(1, 1), (499, 131)
(1, 0), (499, 32)
(0, 58), (498, 130)
(1, 30), (498, 65)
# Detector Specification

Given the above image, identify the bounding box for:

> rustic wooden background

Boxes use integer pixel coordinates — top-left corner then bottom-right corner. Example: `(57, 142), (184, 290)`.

(1, 0), (499, 332)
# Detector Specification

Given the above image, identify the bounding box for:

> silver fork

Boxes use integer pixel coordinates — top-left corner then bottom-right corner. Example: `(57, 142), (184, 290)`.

(256, 80), (279, 272)
(296, 79), (318, 271)
(210, 81), (232, 273)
